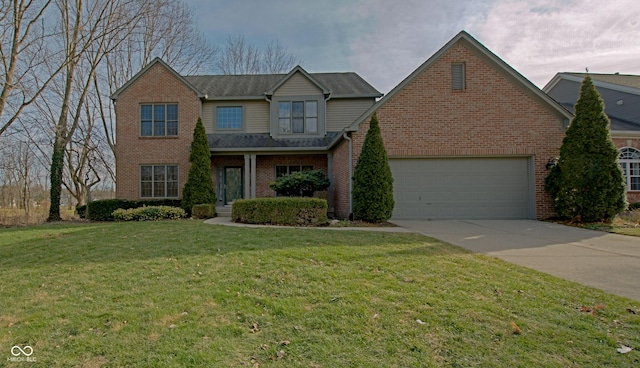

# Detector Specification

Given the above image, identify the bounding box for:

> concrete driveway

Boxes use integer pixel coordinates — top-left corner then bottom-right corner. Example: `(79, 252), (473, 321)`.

(391, 220), (640, 301)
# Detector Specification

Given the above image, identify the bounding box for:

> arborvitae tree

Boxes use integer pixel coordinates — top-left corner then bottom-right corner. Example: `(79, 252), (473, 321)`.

(182, 118), (216, 214)
(545, 75), (626, 222)
(352, 112), (394, 222)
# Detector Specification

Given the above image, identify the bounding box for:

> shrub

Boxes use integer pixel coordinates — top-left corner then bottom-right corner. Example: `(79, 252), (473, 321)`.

(629, 202), (640, 211)
(112, 206), (186, 221)
(232, 198), (327, 226)
(269, 170), (330, 197)
(352, 112), (394, 223)
(82, 199), (182, 221)
(192, 204), (216, 219)
(76, 205), (87, 218)
(181, 118), (216, 214)
(545, 75), (626, 222)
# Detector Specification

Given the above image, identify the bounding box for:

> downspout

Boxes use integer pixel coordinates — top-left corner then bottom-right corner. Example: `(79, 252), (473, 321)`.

(343, 132), (353, 220)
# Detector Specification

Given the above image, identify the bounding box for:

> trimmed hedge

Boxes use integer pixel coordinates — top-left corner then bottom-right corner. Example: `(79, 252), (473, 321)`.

(192, 204), (216, 219)
(232, 198), (328, 226)
(112, 206), (186, 221)
(77, 199), (182, 221)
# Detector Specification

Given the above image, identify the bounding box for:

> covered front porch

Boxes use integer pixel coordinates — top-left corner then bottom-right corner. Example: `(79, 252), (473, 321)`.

(211, 153), (333, 215)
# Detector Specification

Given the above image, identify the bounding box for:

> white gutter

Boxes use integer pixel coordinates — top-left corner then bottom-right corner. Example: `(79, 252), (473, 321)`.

(343, 132), (353, 218)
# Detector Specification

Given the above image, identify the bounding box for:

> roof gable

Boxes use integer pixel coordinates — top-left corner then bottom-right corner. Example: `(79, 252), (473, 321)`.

(544, 73), (640, 132)
(347, 31), (572, 131)
(265, 66), (330, 96)
(110, 57), (203, 100)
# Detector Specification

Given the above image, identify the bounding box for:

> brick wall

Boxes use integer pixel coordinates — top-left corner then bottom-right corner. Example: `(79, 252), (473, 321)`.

(115, 63), (201, 200)
(255, 154), (328, 198)
(348, 40), (567, 219)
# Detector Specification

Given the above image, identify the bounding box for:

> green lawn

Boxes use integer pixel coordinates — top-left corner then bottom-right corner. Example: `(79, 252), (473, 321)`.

(1, 221), (638, 367)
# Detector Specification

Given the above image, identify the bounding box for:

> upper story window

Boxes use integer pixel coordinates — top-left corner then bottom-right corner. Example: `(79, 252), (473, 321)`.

(619, 147), (640, 191)
(452, 63), (465, 90)
(141, 104), (178, 136)
(217, 106), (243, 130)
(278, 100), (318, 134)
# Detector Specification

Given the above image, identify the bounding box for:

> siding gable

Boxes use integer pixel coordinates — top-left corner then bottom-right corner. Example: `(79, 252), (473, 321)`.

(273, 72), (323, 96)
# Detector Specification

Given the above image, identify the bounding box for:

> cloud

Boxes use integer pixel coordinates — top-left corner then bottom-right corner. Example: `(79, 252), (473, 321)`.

(347, 0), (492, 93)
(467, 0), (640, 87)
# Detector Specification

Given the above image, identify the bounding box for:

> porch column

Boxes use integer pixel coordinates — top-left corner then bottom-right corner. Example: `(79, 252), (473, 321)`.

(244, 154), (251, 199)
(250, 154), (257, 198)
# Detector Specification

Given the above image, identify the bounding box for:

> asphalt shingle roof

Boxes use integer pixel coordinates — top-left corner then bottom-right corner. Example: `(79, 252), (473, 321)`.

(184, 73), (380, 99)
(207, 132), (341, 150)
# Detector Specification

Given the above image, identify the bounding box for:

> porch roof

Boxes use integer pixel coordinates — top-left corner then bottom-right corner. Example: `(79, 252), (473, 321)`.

(207, 132), (341, 152)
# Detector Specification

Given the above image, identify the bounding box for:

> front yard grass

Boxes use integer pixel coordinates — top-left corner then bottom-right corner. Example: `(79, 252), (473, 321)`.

(1, 220), (638, 367)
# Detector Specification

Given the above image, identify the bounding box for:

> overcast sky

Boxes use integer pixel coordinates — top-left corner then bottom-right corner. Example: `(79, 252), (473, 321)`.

(188, 0), (640, 93)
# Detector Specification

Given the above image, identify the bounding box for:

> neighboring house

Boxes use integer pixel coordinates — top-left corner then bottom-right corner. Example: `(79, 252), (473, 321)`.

(112, 31), (573, 220)
(110, 59), (381, 216)
(544, 73), (640, 204)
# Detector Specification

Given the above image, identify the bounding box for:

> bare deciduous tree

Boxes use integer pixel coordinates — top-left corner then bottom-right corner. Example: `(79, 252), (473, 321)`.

(47, 0), (149, 221)
(215, 34), (300, 75)
(0, 0), (66, 136)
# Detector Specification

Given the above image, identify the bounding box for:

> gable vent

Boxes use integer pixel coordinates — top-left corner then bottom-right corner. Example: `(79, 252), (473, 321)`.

(452, 63), (465, 90)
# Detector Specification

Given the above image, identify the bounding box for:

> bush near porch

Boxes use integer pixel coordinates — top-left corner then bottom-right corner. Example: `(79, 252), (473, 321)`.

(232, 198), (328, 226)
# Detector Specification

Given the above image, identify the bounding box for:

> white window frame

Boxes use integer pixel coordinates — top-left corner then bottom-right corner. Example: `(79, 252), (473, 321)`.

(140, 165), (179, 198)
(619, 147), (640, 191)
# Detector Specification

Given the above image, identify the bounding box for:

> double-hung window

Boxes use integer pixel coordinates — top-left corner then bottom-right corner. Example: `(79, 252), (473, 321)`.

(141, 104), (178, 136)
(217, 106), (243, 130)
(141, 165), (178, 198)
(278, 100), (318, 134)
(619, 147), (640, 191)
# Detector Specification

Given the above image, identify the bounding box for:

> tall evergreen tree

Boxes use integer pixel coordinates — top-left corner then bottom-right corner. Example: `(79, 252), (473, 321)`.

(545, 75), (626, 222)
(352, 112), (394, 222)
(182, 118), (216, 213)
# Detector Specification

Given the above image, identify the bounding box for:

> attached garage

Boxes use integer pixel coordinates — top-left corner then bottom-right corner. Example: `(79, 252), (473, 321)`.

(389, 157), (534, 220)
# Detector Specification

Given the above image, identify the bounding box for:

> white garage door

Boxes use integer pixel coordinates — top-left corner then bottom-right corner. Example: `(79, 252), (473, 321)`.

(390, 157), (532, 220)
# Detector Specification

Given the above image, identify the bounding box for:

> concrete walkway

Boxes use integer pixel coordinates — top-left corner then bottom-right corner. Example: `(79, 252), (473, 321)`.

(391, 220), (640, 301)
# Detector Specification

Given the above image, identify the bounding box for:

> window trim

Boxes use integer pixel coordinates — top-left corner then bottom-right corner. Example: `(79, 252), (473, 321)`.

(275, 165), (314, 178)
(270, 95), (325, 137)
(452, 62), (466, 91)
(140, 164), (179, 198)
(140, 103), (178, 137)
(619, 147), (640, 191)
(214, 104), (245, 132)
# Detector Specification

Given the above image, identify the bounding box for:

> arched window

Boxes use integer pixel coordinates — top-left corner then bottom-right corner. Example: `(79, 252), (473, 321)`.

(619, 147), (640, 191)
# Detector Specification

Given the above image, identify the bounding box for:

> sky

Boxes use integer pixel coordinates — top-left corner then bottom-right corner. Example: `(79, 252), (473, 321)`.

(188, 0), (640, 94)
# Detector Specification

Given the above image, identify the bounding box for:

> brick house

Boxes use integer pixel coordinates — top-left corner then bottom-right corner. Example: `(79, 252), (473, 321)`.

(112, 31), (574, 220)
(544, 73), (640, 204)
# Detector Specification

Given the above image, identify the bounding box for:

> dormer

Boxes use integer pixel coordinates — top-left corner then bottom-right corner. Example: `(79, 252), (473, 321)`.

(266, 66), (330, 138)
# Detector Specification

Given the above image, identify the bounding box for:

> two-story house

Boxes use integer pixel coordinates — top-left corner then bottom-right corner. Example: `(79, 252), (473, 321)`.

(112, 31), (575, 220)
(544, 73), (640, 203)
(110, 60), (381, 217)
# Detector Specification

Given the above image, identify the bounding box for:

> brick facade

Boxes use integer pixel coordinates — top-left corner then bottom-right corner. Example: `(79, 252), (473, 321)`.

(344, 40), (567, 219)
(114, 63), (200, 200)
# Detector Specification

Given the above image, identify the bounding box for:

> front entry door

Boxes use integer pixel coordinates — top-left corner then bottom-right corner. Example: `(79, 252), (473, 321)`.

(224, 167), (243, 205)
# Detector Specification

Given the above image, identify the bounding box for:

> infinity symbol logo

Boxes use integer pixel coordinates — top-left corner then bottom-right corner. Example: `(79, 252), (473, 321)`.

(11, 345), (33, 356)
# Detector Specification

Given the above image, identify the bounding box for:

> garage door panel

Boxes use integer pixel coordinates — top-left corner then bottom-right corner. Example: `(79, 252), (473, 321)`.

(390, 158), (531, 220)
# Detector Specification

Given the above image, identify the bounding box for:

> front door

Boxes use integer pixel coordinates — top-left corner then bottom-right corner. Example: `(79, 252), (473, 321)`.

(224, 167), (243, 205)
